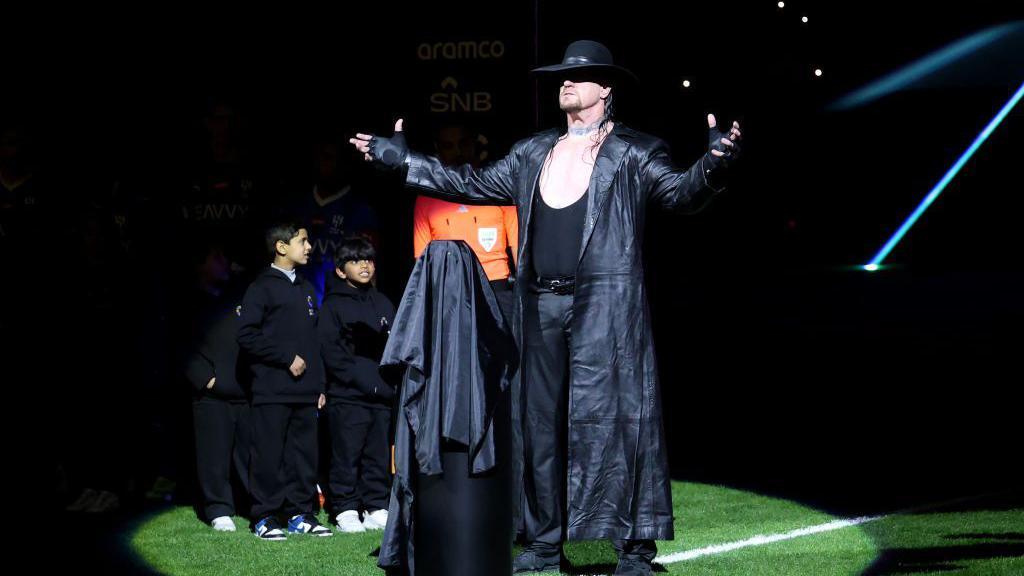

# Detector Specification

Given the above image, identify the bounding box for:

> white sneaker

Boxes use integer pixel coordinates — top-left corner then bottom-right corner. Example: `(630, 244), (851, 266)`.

(84, 490), (120, 514)
(335, 510), (366, 533)
(362, 509), (388, 530)
(211, 516), (236, 532)
(66, 488), (99, 512)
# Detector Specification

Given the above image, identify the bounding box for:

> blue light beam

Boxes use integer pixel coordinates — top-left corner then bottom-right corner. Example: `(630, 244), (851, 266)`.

(830, 22), (1024, 111)
(864, 80), (1024, 271)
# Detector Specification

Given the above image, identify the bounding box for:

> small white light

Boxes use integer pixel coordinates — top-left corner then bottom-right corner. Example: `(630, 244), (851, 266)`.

(814, 68), (823, 77)
(778, 1), (785, 8)
(864, 264), (879, 272)
(802, 16), (809, 23)
(682, 79), (691, 88)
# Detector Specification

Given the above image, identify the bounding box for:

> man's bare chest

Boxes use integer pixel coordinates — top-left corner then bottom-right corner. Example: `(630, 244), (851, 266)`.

(539, 140), (599, 208)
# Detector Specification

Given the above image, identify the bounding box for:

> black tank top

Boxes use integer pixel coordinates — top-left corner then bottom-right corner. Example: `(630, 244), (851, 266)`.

(531, 187), (587, 278)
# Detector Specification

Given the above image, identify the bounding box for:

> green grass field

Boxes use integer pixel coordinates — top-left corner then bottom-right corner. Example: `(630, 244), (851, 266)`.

(130, 482), (1023, 575)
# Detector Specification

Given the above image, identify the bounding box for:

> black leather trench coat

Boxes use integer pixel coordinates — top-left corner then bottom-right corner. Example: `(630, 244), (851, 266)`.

(404, 123), (726, 541)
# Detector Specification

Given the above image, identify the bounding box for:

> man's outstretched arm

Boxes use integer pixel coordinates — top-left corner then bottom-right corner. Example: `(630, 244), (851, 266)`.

(646, 114), (742, 213)
(349, 119), (518, 206)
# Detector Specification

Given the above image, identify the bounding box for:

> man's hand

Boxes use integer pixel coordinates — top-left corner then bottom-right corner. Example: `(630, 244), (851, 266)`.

(707, 114), (743, 166)
(290, 355), (307, 378)
(349, 119), (408, 169)
(206, 377), (216, 390)
(318, 393), (326, 410)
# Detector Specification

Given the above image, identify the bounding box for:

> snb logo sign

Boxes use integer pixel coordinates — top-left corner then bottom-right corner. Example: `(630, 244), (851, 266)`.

(431, 77), (492, 113)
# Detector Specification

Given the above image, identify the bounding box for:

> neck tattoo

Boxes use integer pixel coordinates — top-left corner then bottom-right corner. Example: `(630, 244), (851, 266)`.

(568, 121), (602, 137)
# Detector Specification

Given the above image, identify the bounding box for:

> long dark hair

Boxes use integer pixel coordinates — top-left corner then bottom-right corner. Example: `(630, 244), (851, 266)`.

(598, 88), (616, 132)
(582, 85), (615, 160)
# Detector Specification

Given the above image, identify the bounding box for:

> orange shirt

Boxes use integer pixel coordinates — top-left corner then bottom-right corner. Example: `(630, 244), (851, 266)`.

(413, 196), (518, 281)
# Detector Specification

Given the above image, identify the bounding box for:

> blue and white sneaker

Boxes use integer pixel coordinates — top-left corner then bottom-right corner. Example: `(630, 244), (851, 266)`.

(288, 513), (333, 537)
(253, 516), (287, 541)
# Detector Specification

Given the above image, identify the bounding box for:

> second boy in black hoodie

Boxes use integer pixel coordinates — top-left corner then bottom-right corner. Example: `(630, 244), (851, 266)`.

(318, 237), (396, 533)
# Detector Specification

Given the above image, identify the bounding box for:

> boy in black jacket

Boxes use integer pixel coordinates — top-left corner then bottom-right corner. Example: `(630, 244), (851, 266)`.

(318, 237), (396, 533)
(183, 240), (249, 531)
(237, 222), (331, 540)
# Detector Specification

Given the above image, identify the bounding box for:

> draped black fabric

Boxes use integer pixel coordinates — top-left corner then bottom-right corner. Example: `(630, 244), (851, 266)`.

(377, 240), (517, 573)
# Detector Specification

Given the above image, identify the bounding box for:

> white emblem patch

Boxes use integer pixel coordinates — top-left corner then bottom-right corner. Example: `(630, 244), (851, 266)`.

(478, 227), (498, 252)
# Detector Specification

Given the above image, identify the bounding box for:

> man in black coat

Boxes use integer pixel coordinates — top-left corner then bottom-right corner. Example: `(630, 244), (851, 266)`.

(350, 40), (743, 575)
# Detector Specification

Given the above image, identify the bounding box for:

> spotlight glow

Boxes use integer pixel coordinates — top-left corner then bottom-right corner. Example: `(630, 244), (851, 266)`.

(865, 80), (1024, 269)
(778, 1), (785, 8)
(829, 22), (1023, 111)
(682, 79), (691, 88)
(814, 68), (823, 77)
(802, 16), (809, 23)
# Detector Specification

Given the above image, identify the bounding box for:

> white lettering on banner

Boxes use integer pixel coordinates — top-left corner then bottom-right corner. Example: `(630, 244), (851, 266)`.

(312, 238), (339, 257)
(186, 203), (250, 221)
(478, 227), (498, 252)
(417, 40), (506, 61)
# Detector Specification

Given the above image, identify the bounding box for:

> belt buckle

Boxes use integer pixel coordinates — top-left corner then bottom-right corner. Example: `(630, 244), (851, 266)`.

(549, 278), (574, 295)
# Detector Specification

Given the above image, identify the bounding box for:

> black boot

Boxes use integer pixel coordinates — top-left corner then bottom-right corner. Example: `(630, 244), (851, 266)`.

(513, 544), (565, 574)
(614, 556), (653, 575)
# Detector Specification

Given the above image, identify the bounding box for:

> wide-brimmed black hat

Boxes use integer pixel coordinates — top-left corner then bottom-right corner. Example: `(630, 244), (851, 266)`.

(531, 40), (638, 85)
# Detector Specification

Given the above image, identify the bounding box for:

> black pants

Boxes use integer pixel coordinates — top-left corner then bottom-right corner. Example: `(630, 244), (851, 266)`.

(489, 278), (514, 325)
(193, 397), (250, 520)
(249, 403), (319, 521)
(522, 290), (655, 559)
(327, 401), (391, 513)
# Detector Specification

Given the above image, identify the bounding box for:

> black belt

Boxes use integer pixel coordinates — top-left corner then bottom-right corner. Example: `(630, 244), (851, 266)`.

(534, 275), (575, 295)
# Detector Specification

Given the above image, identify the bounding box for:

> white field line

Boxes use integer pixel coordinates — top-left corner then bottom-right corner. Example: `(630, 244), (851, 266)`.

(655, 491), (1005, 566)
(656, 514), (883, 563)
